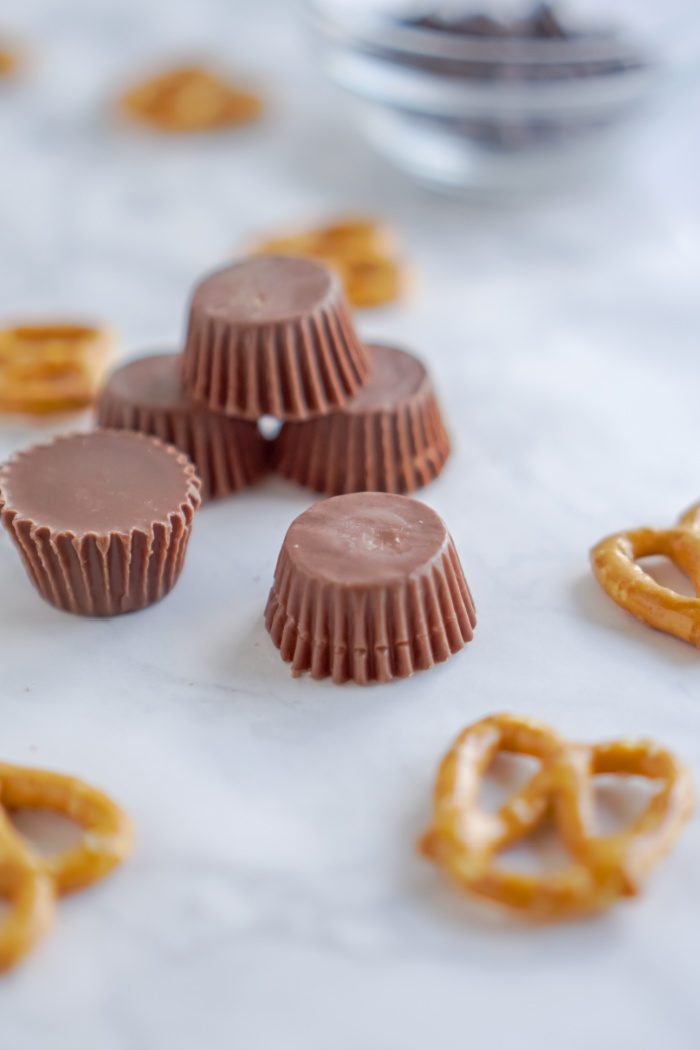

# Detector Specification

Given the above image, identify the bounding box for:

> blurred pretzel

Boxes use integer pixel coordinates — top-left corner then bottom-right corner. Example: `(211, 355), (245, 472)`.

(253, 217), (407, 309)
(119, 65), (263, 133)
(0, 323), (114, 414)
(591, 502), (700, 647)
(0, 48), (19, 77)
(0, 807), (54, 973)
(258, 219), (396, 260)
(420, 713), (693, 921)
(0, 761), (132, 972)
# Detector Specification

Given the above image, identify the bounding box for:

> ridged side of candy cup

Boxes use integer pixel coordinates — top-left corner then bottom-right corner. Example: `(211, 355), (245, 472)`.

(0, 430), (201, 616)
(182, 256), (370, 420)
(273, 343), (450, 494)
(96, 352), (268, 500)
(265, 492), (476, 685)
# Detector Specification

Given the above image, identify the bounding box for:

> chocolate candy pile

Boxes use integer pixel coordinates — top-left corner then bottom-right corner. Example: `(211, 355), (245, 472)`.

(98, 254), (451, 501)
(0, 255), (473, 686)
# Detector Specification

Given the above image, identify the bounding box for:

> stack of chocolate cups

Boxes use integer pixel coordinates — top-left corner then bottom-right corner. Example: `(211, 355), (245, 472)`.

(1, 255), (474, 676)
(94, 254), (472, 681)
(96, 256), (373, 499)
(97, 254), (451, 501)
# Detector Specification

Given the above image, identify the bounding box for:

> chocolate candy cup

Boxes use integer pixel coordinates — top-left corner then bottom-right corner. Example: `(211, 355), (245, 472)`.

(96, 352), (267, 500)
(265, 492), (476, 684)
(0, 430), (201, 616)
(274, 343), (450, 495)
(182, 256), (370, 420)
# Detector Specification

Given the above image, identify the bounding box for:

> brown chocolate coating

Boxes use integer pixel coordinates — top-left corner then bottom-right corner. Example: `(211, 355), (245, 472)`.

(0, 430), (201, 616)
(193, 254), (333, 324)
(274, 344), (450, 495)
(182, 256), (370, 420)
(288, 491), (444, 585)
(97, 353), (267, 500)
(102, 351), (187, 409)
(342, 341), (426, 410)
(265, 492), (476, 685)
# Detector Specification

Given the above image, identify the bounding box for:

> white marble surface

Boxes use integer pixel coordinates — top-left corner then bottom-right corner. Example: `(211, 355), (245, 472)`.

(1, 1), (700, 1047)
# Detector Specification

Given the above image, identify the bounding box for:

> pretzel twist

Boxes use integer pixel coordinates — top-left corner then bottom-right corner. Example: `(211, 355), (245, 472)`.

(0, 323), (114, 414)
(0, 763), (132, 972)
(0, 49), (19, 77)
(119, 66), (262, 133)
(420, 713), (693, 920)
(591, 502), (700, 647)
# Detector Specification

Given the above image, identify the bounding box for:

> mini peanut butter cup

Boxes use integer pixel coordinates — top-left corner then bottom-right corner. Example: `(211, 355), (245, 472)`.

(96, 352), (267, 500)
(182, 255), (370, 420)
(265, 492), (476, 685)
(274, 343), (450, 495)
(0, 430), (201, 616)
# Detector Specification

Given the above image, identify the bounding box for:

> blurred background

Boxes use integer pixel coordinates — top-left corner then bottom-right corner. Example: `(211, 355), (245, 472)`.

(1, 0), (698, 364)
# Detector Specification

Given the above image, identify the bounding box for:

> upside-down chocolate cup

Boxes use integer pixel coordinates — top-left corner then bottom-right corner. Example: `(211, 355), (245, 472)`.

(0, 430), (201, 616)
(273, 343), (450, 495)
(96, 352), (267, 500)
(265, 492), (476, 685)
(182, 255), (370, 420)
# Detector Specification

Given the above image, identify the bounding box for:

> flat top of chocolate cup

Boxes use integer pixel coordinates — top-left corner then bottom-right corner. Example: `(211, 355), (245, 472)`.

(0, 430), (198, 535)
(102, 352), (189, 411)
(344, 344), (428, 413)
(283, 492), (448, 587)
(190, 256), (338, 325)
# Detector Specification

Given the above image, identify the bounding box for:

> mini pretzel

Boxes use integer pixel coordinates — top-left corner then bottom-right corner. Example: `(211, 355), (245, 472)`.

(591, 503), (700, 647)
(252, 217), (407, 309)
(0, 807), (54, 973)
(419, 713), (693, 921)
(119, 66), (263, 133)
(0, 762), (132, 972)
(258, 219), (396, 260)
(0, 49), (19, 77)
(0, 323), (114, 414)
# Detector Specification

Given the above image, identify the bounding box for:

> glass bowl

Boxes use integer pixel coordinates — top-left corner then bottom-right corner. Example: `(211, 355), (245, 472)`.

(306, 0), (700, 196)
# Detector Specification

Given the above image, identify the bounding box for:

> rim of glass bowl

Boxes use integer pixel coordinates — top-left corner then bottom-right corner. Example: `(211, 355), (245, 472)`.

(306, 0), (649, 69)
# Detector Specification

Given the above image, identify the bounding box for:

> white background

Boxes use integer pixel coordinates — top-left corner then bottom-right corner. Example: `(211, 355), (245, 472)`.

(1, 1), (700, 1047)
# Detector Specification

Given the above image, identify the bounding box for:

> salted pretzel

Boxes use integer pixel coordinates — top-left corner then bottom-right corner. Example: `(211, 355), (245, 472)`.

(591, 502), (700, 647)
(0, 762), (132, 972)
(0, 322), (114, 414)
(119, 66), (263, 133)
(253, 217), (407, 309)
(419, 713), (693, 921)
